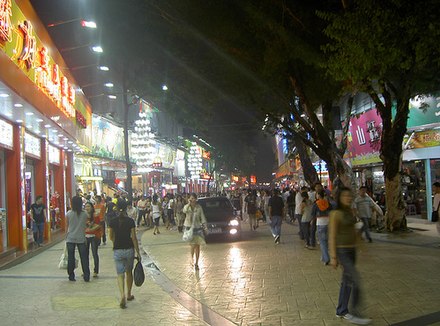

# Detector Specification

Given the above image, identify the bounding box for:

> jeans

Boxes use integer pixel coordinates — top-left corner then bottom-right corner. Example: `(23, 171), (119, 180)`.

(295, 214), (303, 239)
(137, 210), (147, 226)
(270, 215), (282, 237)
(32, 222), (44, 245)
(301, 222), (310, 245)
(86, 236), (100, 274)
(66, 242), (90, 281)
(336, 247), (361, 316)
(360, 217), (372, 241)
(309, 219), (317, 247)
(317, 225), (329, 263)
(100, 221), (106, 244)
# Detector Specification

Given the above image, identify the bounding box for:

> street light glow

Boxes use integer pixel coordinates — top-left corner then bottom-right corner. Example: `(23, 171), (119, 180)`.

(108, 95), (117, 99)
(92, 46), (103, 53)
(162, 85), (168, 91)
(98, 66), (109, 71)
(81, 20), (97, 28)
(104, 83), (114, 87)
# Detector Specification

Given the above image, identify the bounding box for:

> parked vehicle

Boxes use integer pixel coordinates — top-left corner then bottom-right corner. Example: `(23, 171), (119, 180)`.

(198, 196), (241, 240)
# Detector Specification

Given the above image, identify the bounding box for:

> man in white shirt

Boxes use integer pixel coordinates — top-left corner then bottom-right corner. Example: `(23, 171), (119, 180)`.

(295, 186), (308, 239)
(353, 186), (374, 243)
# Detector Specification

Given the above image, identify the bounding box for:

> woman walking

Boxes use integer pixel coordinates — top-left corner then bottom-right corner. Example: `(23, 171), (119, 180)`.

(329, 187), (371, 325)
(300, 192), (313, 249)
(66, 196), (90, 282)
(108, 199), (141, 309)
(183, 193), (207, 270)
(85, 202), (101, 278)
(151, 194), (163, 235)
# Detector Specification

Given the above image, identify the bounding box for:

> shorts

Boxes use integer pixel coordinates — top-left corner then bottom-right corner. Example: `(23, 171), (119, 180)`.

(153, 217), (160, 226)
(113, 248), (134, 274)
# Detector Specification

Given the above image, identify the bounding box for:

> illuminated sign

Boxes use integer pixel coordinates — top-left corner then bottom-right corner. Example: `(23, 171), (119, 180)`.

(35, 47), (75, 119)
(0, 118), (13, 148)
(48, 144), (60, 164)
(0, 1), (78, 121)
(75, 110), (86, 128)
(0, 0), (12, 42)
(202, 150), (211, 160)
(24, 132), (40, 158)
(250, 175), (257, 184)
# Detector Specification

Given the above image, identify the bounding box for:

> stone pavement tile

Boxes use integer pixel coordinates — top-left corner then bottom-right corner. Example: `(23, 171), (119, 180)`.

(140, 222), (440, 326)
(0, 240), (209, 326)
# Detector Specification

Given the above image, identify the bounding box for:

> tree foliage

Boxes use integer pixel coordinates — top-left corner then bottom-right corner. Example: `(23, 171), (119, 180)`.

(320, 0), (440, 229)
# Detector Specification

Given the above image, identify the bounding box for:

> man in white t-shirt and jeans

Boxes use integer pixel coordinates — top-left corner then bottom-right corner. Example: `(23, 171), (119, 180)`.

(353, 186), (374, 243)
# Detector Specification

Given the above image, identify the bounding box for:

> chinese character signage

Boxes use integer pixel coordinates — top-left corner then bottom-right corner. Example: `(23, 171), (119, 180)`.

(0, 0), (88, 126)
(406, 130), (440, 149)
(346, 109), (382, 166)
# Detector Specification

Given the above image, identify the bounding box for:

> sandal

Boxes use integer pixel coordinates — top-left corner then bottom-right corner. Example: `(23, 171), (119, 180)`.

(127, 295), (135, 301)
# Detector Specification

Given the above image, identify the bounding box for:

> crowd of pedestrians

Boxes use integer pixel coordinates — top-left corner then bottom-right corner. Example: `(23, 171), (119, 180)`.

(56, 180), (439, 322)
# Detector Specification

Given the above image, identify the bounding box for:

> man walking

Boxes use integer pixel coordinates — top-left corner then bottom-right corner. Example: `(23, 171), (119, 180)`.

(353, 186), (374, 243)
(30, 195), (47, 247)
(269, 188), (284, 244)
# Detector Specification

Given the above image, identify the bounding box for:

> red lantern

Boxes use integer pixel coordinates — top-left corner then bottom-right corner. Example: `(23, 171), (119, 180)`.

(115, 178), (120, 185)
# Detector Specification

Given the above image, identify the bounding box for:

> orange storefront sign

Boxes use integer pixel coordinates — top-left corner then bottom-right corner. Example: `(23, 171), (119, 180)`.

(0, 0), (91, 129)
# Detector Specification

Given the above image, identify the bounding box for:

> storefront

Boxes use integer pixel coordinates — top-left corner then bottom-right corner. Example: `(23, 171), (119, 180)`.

(346, 96), (440, 219)
(0, 0), (92, 252)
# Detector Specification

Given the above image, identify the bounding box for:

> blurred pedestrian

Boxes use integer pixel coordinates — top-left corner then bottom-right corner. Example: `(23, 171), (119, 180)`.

(30, 195), (47, 247)
(85, 202), (101, 278)
(175, 195), (186, 233)
(151, 194), (163, 235)
(245, 189), (258, 230)
(353, 186), (374, 243)
(300, 192), (314, 248)
(329, 187), (371, 325)
(295, 186), (308, 239)
(66, 196), (90, 282)
(311, 191), (333, 265)
(109, 199), (141, 309)
(268, 188), (284, 244)
(183, 193), (207, 270)
(94, 195), (106, 245)
(136, 196), (148, 227)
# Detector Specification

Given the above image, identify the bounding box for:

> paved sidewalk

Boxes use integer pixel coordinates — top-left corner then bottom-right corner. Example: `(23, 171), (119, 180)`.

(0, 236), (208, 326)
(141, 221), (440, 326)
(0, 220), (439, 326)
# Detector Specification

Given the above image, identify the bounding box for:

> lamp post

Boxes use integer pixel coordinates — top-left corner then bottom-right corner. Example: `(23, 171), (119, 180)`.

(47, 19), (97, 29)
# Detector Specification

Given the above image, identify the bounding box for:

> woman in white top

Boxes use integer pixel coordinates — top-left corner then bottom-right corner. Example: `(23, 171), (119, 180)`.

(183, 193), (207, 270)
(151, 195), (163, 235)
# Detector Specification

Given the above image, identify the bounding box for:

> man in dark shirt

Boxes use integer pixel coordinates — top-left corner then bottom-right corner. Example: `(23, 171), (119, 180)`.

(30, 195), (47, 247)
(268, 188), (285, 244)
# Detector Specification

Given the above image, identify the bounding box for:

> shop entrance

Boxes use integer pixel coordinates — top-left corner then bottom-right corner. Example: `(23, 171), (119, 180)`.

(0, 151), (7, 252)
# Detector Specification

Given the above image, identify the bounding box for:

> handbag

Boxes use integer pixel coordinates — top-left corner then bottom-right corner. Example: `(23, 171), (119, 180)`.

(58, 243), (78, 269)
(432, 201), (440, 222)
(133, 257), (145, 287)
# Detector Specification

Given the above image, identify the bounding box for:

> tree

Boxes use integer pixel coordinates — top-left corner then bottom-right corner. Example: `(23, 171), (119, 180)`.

(321, 0), (440, 230)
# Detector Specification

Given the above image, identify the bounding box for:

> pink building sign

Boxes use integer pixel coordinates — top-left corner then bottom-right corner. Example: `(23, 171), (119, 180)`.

(346, 109), (382, 166)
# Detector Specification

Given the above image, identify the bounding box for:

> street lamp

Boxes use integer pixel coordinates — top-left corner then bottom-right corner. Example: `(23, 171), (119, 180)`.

(60, 44), (103, 53)
(47, 18), (97, 28)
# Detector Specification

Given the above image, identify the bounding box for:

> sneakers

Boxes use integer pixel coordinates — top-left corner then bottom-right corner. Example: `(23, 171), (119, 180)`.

(274, 235), (280, 244)
(336, 313), (372, 325)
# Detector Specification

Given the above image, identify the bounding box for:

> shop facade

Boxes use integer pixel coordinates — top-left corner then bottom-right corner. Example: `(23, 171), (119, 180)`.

(345, 95), (440, 220)
(0, 0), (92, 252)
